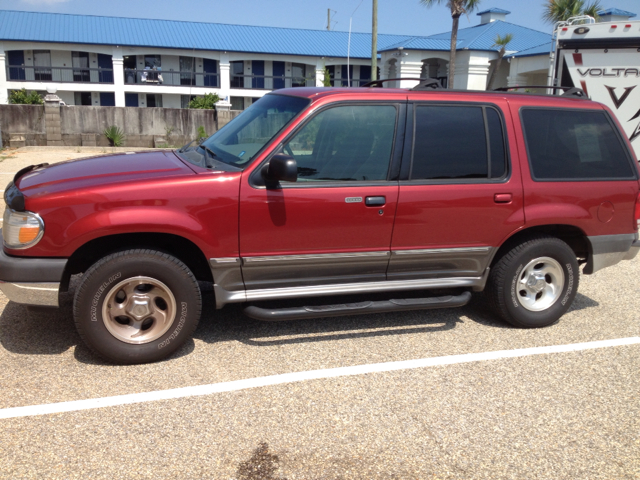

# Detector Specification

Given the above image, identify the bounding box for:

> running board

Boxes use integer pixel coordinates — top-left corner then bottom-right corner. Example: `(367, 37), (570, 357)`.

(243, 291), (472, 322)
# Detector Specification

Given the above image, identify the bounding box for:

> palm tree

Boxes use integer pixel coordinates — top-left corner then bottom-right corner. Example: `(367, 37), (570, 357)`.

(419, 0), (481, 89)
(486, 33), (514, 90)
(543, 0), (602, 23)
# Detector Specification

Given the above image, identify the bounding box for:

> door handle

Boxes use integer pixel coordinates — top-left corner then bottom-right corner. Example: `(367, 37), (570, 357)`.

(365, 196), (386, 206)
(494, 193), (512, 204)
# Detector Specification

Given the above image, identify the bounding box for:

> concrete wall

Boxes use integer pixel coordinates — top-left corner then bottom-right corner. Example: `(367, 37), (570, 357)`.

(0, 104), (46, 146)
(0, 104), (240, 148)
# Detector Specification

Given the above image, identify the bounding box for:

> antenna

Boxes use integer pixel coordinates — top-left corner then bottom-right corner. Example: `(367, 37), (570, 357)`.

(347, 0), (365, 87)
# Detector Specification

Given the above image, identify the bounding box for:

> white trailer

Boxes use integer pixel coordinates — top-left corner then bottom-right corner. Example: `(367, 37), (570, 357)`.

(550, 16), (640, 156)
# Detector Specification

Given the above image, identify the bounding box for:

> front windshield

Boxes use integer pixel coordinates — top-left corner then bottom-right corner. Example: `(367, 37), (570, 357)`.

(201, 94), (310, 167)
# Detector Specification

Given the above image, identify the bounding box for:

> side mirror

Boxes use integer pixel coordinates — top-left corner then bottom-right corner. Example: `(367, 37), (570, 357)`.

(262, 154), (297, 183)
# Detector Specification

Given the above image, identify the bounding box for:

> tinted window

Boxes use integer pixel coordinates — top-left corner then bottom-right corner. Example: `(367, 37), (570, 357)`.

(283, 105), (397, 181)
(412, 106), (489, 180)
(487, 108), (507, 178)
(522, 109), (635, 180)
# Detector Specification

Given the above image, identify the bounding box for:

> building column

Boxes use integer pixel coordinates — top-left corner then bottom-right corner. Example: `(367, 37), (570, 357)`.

(44, 92), (63, 146)
(381, 60), (392, 81)
(398, 61), (422, 88)
(219, 54), (231, 103)
(243, 60), (252, 89)
(215, 102), (232, 129)
(112, 48), (126, 107)
(0, 47), (7, 105)
(452, 53), (491, 90)
(315, 59), (325, 87)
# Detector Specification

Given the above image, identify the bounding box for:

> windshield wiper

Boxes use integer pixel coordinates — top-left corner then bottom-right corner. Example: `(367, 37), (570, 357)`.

(178, 140), (197, 153)
(199, 144), (219, 168)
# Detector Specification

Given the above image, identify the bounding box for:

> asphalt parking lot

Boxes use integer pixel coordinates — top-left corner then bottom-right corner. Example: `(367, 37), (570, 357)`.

(0, 148), (639, 479)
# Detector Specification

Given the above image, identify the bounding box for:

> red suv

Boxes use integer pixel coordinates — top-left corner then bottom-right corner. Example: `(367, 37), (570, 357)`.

(2, 84), (639, 364)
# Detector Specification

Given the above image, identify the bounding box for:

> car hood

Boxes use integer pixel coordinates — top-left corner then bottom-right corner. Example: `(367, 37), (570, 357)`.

(15, 151), (194, 197)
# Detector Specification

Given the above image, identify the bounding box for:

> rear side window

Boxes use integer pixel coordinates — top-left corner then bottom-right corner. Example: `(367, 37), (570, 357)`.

(521, 108), (636, 181)
(411, 105), (507, 181)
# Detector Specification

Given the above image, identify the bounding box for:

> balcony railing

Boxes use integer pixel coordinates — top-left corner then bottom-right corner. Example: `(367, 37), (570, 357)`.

(124, 69), (219, 87)
(6, 65), (114, 84)
(230, 74), (314, 90)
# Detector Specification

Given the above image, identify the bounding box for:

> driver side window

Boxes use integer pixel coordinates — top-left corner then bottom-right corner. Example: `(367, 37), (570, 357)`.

(284, 104), (397, 181)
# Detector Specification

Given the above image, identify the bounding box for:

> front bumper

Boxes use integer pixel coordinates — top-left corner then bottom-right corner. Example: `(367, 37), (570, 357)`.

(0, 281), (60, 306)
(0, 248), (67, 307)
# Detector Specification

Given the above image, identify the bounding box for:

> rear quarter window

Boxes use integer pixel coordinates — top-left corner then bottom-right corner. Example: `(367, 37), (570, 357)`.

(521, 108), (636, 181)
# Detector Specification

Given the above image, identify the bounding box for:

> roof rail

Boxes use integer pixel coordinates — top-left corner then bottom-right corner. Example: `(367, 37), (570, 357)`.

(492, 85), (588, 98)
(361, 77), (442, 89)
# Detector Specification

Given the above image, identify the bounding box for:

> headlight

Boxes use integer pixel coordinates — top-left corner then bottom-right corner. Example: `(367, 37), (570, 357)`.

(2, 208), (44, 249)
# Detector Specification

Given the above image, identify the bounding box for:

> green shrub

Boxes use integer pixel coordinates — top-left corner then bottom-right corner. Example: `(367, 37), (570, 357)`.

(9, 88), (43, 105)
(196, 126), (207, 142)
(323, 67), (332, 87)
(104, 126), (125, 147)
(188, 93), (221, 109)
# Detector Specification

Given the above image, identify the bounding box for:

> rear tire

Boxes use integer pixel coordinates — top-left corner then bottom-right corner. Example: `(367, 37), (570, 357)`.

(487, 235), (579, 328)
(73, 249), (202, 364)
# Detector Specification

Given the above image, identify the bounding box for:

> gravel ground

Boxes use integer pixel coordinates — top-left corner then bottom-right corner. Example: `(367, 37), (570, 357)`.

(0, 148), (638, 479)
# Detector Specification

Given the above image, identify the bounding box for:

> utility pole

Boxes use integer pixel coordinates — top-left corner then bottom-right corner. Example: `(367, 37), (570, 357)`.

(327, 9), (331, 30)
(371, 0), (378, 80)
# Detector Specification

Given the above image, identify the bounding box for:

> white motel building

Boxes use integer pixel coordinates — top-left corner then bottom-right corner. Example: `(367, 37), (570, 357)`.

(0, 7), (636, 109)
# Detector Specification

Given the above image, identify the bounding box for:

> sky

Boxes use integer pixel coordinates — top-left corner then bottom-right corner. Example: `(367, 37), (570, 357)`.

(0, 0), (639, 37)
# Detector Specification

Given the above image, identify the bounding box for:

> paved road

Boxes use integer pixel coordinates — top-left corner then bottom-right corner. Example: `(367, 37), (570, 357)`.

(0, 148), (639, 479)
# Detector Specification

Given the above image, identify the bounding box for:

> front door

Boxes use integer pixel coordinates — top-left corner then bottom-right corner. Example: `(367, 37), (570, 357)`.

(272, 61), (285, 89)
(125, 93), (139, 107)
(252, 61), (264, 89)
(239, 102), (404, 290)
(7, 50), (25, 81)
(203, 58), (218, 87)
(97, 54), (113, 83)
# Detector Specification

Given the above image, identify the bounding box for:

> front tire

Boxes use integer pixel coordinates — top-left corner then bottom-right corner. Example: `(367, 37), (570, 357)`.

(73, 249), (202, 364)
(487, 235), (579, 328)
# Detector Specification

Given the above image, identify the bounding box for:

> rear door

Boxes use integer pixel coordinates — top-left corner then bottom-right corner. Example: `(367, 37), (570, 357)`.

(239, 101), (405, 290)
(389, 99), (525, 281)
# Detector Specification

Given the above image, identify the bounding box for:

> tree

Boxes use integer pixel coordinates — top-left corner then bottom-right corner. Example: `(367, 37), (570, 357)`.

(543, 0), (602, 23)
(419, 0), (481, 89)
(188, 92), (220, 109)
(486, 33), (514, 90)
(9, 88), (43, 105)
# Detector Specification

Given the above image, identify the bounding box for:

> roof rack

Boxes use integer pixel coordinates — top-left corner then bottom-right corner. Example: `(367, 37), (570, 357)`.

(361, 77), (443, 90)
(492, 86), (588, 98)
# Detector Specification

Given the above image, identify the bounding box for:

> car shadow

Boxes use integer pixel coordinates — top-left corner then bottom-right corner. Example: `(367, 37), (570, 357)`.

(461, 292), (599, 329)
(193, 290), (466, 348)
(0, 287), (601, 364)
(0, 301), (79, 356)
(0, 286), (196, 365)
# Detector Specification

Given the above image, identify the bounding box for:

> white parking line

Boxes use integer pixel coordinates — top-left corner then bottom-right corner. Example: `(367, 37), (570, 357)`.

(1, 337), (638, 420)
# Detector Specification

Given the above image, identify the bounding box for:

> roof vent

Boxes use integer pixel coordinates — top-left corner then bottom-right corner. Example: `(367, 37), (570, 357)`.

(477, 8), (510, 25)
